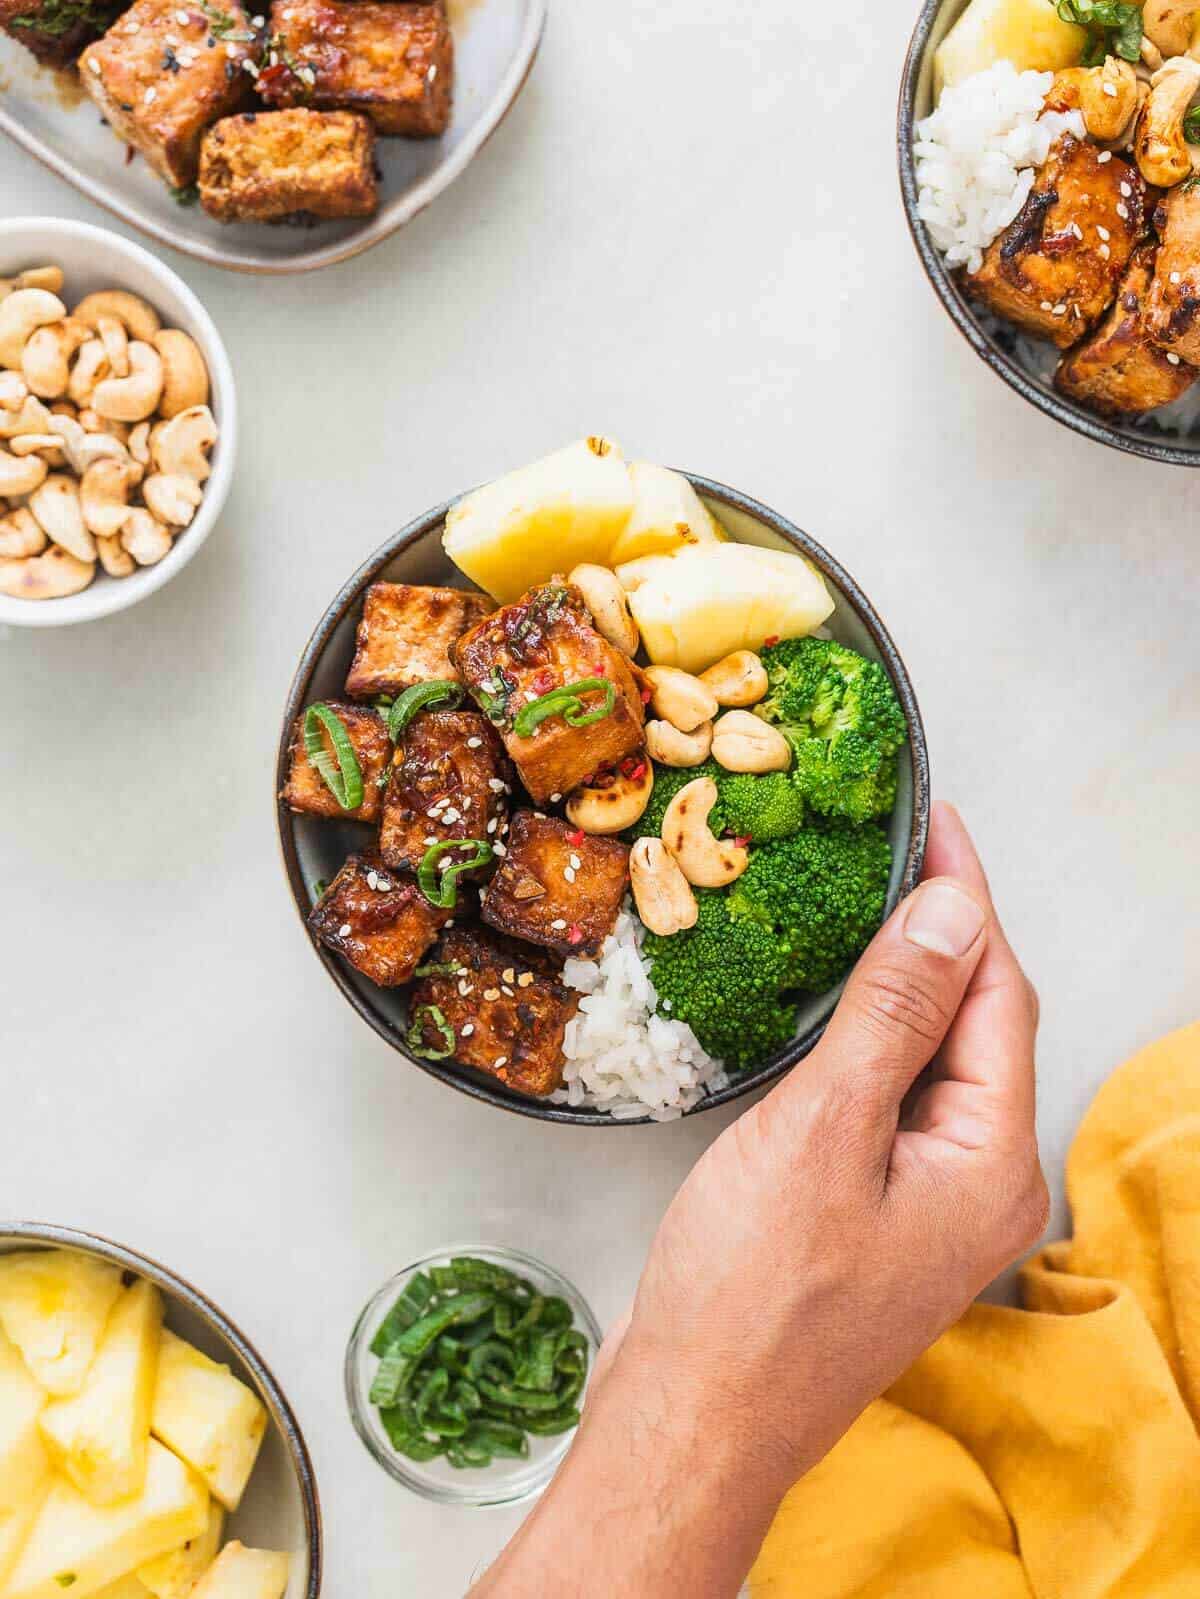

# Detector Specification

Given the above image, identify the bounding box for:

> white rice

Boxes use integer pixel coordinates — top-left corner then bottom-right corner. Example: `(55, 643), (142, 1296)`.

(915, 62), (1085, 276)
(549, 909), (728, 1122)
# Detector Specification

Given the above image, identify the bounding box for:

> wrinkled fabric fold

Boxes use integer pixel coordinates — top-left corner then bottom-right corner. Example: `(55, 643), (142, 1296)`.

(751, 1021), (1200, 1598)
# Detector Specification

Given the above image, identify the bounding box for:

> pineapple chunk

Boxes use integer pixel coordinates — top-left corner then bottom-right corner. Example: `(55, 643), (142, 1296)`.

(189, 1543), (289, 1599)
(627, 543), (834, 672)
(3, 1441), (207, 1599)
(934, 0), (1085, 94)
(0, 1329), (49, 1515)
(607, 463), (725, 565)
(137, 1498), (224, 1599)
(442, 436), (634, 602)
(93, 1579), (152, 1597)
(0, 1251), (122, 1398)
(0, 1485), (50, 1592)
(151, 1334), (266, 1514)
(39, 1280), (163, 1507)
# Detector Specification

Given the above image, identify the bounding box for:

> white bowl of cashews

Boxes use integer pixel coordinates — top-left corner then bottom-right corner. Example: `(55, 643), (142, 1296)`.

(0, 216), (235, 628)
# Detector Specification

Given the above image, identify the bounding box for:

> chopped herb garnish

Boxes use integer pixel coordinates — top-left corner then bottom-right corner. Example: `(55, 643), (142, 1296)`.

(417, 839), (494, 908)
(405, 1004), (456, 1060)
(10, 0), (112, 34)
(475, 667), (516, 726)
(303, 703), (364, 811)
(170, 183), (200, 206)
(512, 678), (616, 739)
(1056, 0), (1142, 64)
(1185, 105), (1200, 145)
(311, 878), (328, 899)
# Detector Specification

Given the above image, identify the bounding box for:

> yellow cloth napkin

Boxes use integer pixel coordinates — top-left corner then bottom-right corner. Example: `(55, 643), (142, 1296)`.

(751, 1021), (1200, 1599)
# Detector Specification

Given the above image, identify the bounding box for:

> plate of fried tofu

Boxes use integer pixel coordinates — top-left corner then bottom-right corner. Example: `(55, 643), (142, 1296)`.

(0, 0), (546, 273)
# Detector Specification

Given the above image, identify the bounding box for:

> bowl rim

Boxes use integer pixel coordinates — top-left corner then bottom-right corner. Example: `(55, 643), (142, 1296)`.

(0, 1219), (322, 1593)
(343, 1241), (602, 1507)
(0, 214), (238, 628)
(0, 2), (548, 277)
(896, 0), (1200, 468)
(274, 471), (931, 1127)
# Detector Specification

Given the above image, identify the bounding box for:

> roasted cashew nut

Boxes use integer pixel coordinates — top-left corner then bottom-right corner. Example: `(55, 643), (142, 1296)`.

(153, 328), (210, 419)
(698, 650), (769, 708)
(128, 421), (152, 466)
(48, 413), (128, 477)
(73, 290), (161, 345)
(643, 665), (719, 733)
(95, 315), (130, 381)
(1142, 0), (1200, 59)
(1135, 56), (1200, 187)
(78, 410), (130, 447)
(29, 473), (95, 563)
(568, 562), (640, 656)
(152, 404), (217, 483)
(564, 759), (654, 835)
(97, 532), (136, 577)
(0, 545), (94, 600)
(0, 395), (54, 442)
(0, 289), (67, 370)
(711, 710), (792, 774)
(629, 837), (698, 936)
(91, 342), (164, 424)
(142, 472), (202, 528)
(9, 435), (66, 467)
(0, 372), (27, 412)
(0, 507), (46, 558)
(1054, 58), (1140, 142)
(120, 508), (173, 566)
(21, 318), (90, 400)
(0, 266), (64, 301)
(661, 776), (749, 888)
(0, 448), (48, 498)
(644, 718), (713, 767)
(68, 340), (110, 407)
(80, 458), (140, 538)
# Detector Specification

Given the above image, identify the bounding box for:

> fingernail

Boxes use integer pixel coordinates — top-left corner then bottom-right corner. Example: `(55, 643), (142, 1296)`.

(904, 882), (985, 958)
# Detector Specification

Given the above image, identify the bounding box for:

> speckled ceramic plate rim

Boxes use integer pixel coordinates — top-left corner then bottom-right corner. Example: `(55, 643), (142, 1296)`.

(0, 1220), (322, 1593)
(897, 0), (1200, 466)
(0, 0), (547, 276)
(275, 474), (931, 1127)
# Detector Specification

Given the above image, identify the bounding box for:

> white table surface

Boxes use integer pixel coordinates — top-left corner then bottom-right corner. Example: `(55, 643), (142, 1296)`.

(2, 1), (1199, 1591)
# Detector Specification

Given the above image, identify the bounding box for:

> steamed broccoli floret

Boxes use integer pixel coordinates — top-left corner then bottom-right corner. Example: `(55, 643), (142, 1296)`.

(727, 821), (892, 993)
(642, 890), (797, 1073)
(630, 761), (804, 846)
(757, 637), (906, 824)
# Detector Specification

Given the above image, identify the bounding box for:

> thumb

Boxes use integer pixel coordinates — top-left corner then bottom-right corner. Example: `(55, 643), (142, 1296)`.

(800, 876), (988, 1152)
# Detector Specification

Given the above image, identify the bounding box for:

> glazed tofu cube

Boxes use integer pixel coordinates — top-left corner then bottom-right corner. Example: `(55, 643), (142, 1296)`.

(258, 0), (453, 137)
(1144, 184), (1200, 366)
(345, 583), (493, 701)
(453, 582), (646, 805)
(309, 852), (449, 987)
(79, 0), (260, 188)
(281, 701), (391, 824)
(480, 811), (629, 960)
(1057, 243), (1197, 415)
(198, 108), (378, 222)
(407, 927), (578, 1098)
(379, 709), (513, 873)
(0, 0), (125, 67)
(969, 136), (1146, 348)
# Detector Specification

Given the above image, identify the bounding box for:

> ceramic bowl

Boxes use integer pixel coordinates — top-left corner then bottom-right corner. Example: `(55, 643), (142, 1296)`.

(275, 473), (931, 1125)
(0, 216), (236, 628)
(0, 1222), (321, 1595)
(898, 0), (1200, 465)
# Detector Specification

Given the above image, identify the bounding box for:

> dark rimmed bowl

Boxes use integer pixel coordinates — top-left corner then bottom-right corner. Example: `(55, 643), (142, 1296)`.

(275, 474), (930, 1126)
(0, 1222), (322, 1595)
(898, 0), (1200, 465)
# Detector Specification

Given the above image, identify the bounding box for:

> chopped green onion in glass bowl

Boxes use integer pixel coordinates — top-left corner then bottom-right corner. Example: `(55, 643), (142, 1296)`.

(345, 1245), (602, 1506)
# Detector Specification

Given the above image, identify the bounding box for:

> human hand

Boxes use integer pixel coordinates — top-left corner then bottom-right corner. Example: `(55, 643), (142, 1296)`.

(472, 803), (1047, 1597)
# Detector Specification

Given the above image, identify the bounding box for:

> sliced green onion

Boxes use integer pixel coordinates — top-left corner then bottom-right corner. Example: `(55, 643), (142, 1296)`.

(512, 677), (616, 738)
(417, 839), (494, 908)
(303, 704), (364, 811)
(371, 1273), (435, 1356)
(406, 1004), (456, 1061)
(311, 878), (328, 900)
(386, 679), (464, 741)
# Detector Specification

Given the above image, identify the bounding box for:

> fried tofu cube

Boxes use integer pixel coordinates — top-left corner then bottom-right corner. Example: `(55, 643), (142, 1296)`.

(1144, 184), (1200, 366)
(258, 0), (453, 137)
(309, 852), (449, 987)
(281, 701), (391, 824)
(453, 582), (646, 805)
(379, 708), (512, 873)
(407, 927), (578, 1097)
(198, 108), (377, 221)
(1057, 242), (1197, 415)
(480, 811), (629, 960)
(0, 0), (125, 67)
(79, 0), (260, 188)
(969, 136), (1146, 348)
(345, 583), (493, 701)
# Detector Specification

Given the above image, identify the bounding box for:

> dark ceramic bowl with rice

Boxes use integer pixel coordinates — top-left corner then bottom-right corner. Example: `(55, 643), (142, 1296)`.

(276, 470), (929, 1128)
(899, 0), (1200, 464)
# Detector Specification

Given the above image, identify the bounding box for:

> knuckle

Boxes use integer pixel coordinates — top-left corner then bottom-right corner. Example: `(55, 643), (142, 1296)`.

(857, 962), (955, 1049)
(998, 1160), (1050, 1256)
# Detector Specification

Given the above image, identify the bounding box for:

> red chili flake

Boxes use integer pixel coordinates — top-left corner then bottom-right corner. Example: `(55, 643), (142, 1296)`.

(732, 835), (751, 848)
(532, 669), (556, 694)
(567, 924), (584, 946)
(640, 686), (652, 705)
(258, 62), (288, 88)
(762, 634), (780, 647)
(566, 828), (585, 846)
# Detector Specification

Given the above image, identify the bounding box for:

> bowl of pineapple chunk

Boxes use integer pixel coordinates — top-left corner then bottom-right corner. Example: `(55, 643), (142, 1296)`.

(0, 1224), (320, 1599)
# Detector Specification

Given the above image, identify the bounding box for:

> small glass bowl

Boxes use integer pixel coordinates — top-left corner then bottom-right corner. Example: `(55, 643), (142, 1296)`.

(345, 1244), (603, 1507)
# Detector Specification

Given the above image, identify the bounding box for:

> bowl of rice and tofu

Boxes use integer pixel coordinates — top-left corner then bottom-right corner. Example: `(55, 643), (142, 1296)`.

(277, 438), (929, 1126)
(900, 0), (1200, 460)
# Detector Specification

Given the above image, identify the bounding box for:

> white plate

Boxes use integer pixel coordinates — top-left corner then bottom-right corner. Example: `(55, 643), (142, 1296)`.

(0, 0), (546, 275)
